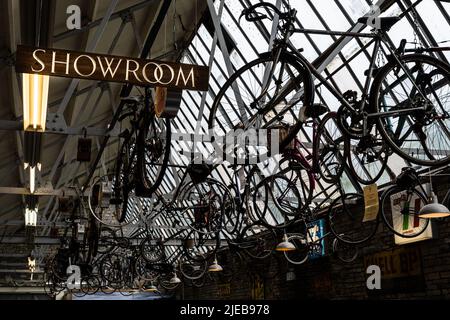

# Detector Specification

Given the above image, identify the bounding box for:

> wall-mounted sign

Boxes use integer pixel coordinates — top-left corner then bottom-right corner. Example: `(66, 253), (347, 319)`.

(16, 45), (210, 91)
(307, 219), (326, 259)
(363, 246), (424, 293)
(390, 184), (434, 245)
(363, 184), (379, 222)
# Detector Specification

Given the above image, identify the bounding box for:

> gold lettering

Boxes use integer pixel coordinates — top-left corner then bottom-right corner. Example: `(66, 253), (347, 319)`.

(51, 51), (70, 74)
(97, 57), (122, 78)
(176, 67), (195, 88)
(125, 59), (142, 82)
(74, 55), (97, 77)
(142, 62), (159, 84)
(158, 64), (175, 85)
(31, 49), (46, 72)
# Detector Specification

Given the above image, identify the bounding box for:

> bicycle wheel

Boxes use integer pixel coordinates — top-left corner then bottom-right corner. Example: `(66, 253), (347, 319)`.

(244, 166), (268, 224)
(179, 178), (231, 235)
(278, 154), (314, 210)
(179, 257), (207, 280)
(251, 175), (297, 229)
(345, 133), (390, 185)
(238, 223), (276, 259)
(380, 185), (429, 238)
(113, 134), (137, 223)
(328, 193), (379, 244)
(267, 174), (302, 217)
(283, 234), (309, 265)
(135, 113), (171, 196)
(332, 237), (359, 263)
(208, 52), (314, 163)
(158, 273), (181, 291)
(135, 256), (160, 282)
(97, 227), (117, 254)
(314, 112), (346, 184)
(80, 275), (100, 295)
(182, 230), (220, 263)
(371, 54), (450, 166)
(140, 237), (165, 264)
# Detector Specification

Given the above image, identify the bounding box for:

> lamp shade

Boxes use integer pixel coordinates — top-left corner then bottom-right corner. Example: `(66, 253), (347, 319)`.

(22, 73), (49, 132)
(276, 234), (296, 252)
(169, 273), (182, 284)
(208, 259), (223, 272)
(146, 283), (158, 292)
(418, 202), (450, 219)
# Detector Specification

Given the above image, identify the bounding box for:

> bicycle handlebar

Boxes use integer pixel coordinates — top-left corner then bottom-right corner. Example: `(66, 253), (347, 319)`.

(239, 2), (294, 23)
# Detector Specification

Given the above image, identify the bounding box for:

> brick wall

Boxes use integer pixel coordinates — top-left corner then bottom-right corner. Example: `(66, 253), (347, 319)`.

(180, 174), (450, 300)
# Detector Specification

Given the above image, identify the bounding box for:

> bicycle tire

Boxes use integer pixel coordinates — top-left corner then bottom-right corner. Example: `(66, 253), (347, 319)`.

(238, 223), (276, 259)
(328, 192), (379, 245)
(178, 178), (232, 235)
(370, 54), (450, 166)
(139, 237), (166, 264)
(283, 234), (309, 265)
(345, 134), (389, 185)
(208, 51), (314, 163)
(332, 236), (359, 263)
(277, 155), (314, 212)
(179, 258), (207, 280)
(313, 112), (346, 184)
(251, 176), (295, 229)
(114, 134), (136, 223)
(135, 114), (171, 197)
(380, 185), (429, 238)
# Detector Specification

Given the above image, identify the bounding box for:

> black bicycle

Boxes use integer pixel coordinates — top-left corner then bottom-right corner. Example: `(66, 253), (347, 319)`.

(208, 2), (450, 173)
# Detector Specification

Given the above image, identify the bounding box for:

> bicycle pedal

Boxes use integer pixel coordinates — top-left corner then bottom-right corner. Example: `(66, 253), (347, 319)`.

(301, 104), (329, 119)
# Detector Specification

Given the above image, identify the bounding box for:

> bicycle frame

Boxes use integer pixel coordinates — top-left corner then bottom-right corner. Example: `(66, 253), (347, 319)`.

(254, 9), (433, 137)
(288, 33), (428, 121)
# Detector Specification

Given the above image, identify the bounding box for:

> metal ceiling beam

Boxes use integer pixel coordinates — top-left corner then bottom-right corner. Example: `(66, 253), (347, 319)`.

(0, 220), (188, 230)
(207, 0), (248, 124)
(0, 187), (79, 196)
(0, 254), (29, 258)
(194, 1), (222, 134)
(0, 271), (44, 275)
(0, 120), (121, 137)
(1, 236), (227, 247)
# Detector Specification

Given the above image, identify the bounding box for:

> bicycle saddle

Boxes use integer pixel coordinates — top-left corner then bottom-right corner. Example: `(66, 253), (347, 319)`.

(299, 104), (329, 121)
(357, 16), (400, 31)
(187, 163), (213, 184)
(396, 167), (419, 187)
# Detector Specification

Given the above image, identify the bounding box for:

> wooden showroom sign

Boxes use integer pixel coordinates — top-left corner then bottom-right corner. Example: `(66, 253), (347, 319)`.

(16, 45), (209, 91)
